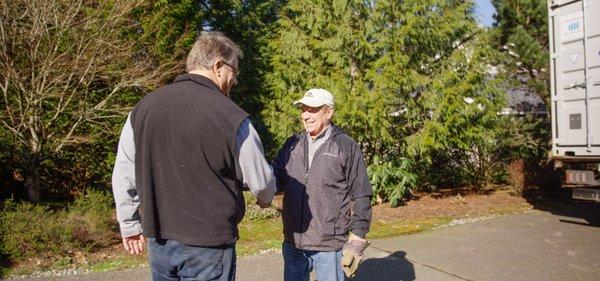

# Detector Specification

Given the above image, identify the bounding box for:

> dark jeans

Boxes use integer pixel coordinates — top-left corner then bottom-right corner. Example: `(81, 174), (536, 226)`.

(147, 238), (236, 281)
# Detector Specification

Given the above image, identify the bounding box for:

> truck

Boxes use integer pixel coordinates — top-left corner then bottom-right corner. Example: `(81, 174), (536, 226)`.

(548, 0), (600, 202)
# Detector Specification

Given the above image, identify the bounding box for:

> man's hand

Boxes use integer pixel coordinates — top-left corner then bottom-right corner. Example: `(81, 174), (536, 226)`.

(257, 199), (271, 208)
(341, 233), (370, 278)
(122, 234), (146, 255)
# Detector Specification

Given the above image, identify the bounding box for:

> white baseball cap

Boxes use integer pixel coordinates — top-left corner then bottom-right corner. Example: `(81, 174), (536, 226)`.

(293, 88), (334, 107)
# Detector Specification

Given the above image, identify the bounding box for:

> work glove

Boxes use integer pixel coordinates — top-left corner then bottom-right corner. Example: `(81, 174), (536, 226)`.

(341, 238), (370, 278)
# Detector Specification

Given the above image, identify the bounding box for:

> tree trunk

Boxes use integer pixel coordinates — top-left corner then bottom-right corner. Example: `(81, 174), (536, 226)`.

(23, 152), (41, 203)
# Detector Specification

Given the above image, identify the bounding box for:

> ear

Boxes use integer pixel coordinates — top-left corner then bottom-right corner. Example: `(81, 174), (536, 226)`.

(326, 106), (334, 120)
(213, 60), (223, 74)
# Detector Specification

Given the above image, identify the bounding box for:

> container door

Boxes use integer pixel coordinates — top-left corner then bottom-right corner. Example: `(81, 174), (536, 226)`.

(586, 0), (600, 145)
(553, 1), (587, 146)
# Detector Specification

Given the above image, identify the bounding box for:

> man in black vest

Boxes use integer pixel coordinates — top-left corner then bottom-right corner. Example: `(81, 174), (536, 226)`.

(112, 31), (276, 281)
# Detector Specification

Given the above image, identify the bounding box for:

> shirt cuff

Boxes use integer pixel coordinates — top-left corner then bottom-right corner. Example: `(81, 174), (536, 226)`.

(119, 222), (143, 238)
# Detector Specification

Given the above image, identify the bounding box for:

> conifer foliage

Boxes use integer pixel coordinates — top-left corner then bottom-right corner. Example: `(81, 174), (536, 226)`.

(491, 0), (549, 107)
(264, 0), (505, 198)
(0, 0), (533, 206)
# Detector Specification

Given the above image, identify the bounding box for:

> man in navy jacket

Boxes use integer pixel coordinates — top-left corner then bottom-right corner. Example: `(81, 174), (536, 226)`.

(273, 88), (372, 281)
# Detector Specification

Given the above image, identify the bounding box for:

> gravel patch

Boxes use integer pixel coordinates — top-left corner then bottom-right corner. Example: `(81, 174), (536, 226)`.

(8, 268), (91, 279)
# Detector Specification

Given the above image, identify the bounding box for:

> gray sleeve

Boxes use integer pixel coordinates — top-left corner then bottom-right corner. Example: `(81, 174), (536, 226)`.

(111, 113), (142, 238)
(236, 118), (277, 203)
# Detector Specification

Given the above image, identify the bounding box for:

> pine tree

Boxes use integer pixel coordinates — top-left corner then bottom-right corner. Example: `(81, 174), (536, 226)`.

(264, 0), (505, 189)
(134, 0), (205, 68)
(490, 0), (551, 188)
(263, 0), (384, 160)
(371, 0), (505, 186)
(135, 0), (282, 139)
(491, 0), (549, 108)
(197, 1), (283, 115)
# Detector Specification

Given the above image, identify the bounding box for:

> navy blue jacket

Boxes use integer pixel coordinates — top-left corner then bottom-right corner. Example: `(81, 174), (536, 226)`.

(273, 125), (372, 251)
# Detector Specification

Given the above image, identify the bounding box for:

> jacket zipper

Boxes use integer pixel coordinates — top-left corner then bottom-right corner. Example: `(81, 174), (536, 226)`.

(300, 136), (309, 246)
(299, 128), (340, 246)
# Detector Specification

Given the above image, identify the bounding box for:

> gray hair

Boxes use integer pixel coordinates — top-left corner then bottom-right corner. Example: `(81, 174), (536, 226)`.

(185, 31), (243, 72)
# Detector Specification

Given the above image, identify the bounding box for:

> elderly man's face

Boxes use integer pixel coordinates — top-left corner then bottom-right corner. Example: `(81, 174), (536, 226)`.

(301, 105), (333, 138)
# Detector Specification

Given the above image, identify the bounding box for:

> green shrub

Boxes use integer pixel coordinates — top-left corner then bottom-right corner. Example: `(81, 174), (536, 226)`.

(0, 200), (76, 260)
(0, 190), (117, 262)
(243, 191), (280, 221)
(368, 156), (417, 207)
(69, 189), (118, 250)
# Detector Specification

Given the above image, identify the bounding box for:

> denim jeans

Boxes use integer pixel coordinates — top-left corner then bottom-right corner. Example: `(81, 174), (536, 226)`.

(282, 242), (345, 281)
(147, 238), (236, 281)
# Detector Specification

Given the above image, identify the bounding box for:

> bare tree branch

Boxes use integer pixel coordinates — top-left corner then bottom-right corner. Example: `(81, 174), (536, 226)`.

(0, 0), (171, 200)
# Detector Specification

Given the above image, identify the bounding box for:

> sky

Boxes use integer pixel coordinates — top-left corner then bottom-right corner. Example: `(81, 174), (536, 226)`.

(475, 0), (496, 27)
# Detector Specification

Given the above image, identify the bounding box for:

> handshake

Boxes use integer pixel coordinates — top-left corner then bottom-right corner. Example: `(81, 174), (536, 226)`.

(256, 199), (271, 208)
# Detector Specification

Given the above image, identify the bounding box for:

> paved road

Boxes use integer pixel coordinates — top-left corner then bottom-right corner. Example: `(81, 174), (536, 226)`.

(18, 203), (600, 281)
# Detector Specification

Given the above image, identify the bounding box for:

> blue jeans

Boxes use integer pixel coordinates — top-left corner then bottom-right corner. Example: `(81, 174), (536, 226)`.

(282, 242), (345, 281)
(147, 238), (236, 281)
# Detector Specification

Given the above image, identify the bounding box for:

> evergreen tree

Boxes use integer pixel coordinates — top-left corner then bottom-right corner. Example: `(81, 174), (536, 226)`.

(264, 0), (394, 161)
(134, 0), (205, 72)
(203, 0), (284, 116)
(264, 0), (505, 193)
(266, 3), (501, 154)
(135, 0), (283, 148)
(491, 0), (549, 108)
(372, 0), (505, 186)
(491, 0), (553, 191)
(135, 0), (283, 115)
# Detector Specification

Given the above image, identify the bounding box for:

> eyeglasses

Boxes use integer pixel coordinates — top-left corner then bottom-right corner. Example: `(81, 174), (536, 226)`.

(221, 61), (239, 78)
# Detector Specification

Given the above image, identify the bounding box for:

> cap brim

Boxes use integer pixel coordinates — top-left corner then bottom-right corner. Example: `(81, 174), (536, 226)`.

(293, 97), (328, 108)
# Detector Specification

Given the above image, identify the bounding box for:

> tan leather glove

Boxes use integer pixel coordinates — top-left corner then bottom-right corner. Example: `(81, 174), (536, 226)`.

(341, 238), (370, 278)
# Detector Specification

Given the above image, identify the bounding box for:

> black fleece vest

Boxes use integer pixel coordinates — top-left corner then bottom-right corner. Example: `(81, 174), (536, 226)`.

(130, 74), (248, 246)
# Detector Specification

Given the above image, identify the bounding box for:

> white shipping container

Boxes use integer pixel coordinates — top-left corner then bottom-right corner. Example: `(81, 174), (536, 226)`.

(549, 0), (600, 158)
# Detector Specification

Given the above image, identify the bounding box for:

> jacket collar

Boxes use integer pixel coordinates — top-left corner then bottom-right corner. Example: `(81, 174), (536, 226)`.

(329, 124), (343, 136)
(174, 73), (222, 93)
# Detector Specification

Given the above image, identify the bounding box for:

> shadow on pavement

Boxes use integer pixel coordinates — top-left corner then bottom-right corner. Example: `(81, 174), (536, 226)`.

(514, 160), (600, 227)
(524, 187), (600, 227)
(351, 251), (415, 281)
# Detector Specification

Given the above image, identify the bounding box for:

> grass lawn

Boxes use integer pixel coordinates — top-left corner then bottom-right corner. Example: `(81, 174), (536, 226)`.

(237, 218), (283, 256)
